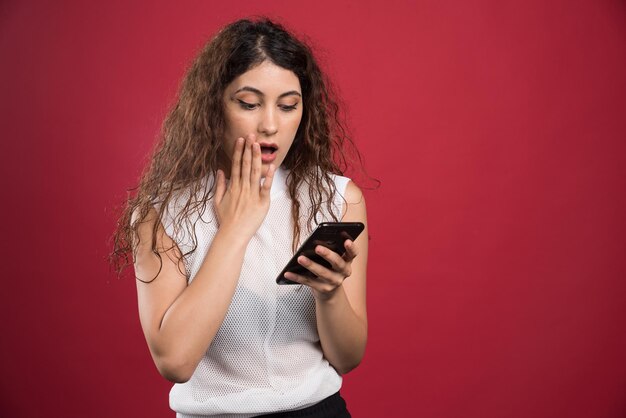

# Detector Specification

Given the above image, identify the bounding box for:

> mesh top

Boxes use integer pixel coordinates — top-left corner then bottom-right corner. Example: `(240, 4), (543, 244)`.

(159, 168), (350, 417)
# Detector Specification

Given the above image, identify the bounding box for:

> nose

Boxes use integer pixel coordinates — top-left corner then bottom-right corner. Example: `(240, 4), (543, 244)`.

(257, 106), (278, 137)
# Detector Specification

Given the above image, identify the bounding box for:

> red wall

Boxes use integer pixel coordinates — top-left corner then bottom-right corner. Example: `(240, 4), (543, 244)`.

(1, 1), (625, 417)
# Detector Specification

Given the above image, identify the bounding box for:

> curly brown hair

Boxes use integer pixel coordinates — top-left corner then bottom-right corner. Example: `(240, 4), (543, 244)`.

(110, 17), (363, 280)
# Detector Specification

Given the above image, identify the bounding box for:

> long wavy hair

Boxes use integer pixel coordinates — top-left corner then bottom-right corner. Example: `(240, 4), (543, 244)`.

(110, 18), (362, 280)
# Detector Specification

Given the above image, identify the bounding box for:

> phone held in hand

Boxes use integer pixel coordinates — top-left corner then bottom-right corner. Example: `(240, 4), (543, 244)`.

(276, 222), (365, 285)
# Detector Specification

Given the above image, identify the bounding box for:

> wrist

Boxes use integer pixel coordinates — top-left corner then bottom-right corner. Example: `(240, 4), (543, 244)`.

(313, 284), (345, 304)
(213, 227), (252, 252)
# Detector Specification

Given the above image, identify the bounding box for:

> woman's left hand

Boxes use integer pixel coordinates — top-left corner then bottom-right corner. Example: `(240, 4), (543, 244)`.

(283, 239), (358, 300)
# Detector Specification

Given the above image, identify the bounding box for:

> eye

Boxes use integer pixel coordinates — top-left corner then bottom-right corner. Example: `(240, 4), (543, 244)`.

(237, 99), (259, 110)
(279, 104), (298, 112)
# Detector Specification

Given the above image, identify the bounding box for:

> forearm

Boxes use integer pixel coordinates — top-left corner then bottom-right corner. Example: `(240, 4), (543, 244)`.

(148, 229), (248, 381)
(315, 285), (368, 375)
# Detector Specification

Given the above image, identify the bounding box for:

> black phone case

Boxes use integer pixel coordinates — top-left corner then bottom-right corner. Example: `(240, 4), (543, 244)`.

(276, 222), (365, 285)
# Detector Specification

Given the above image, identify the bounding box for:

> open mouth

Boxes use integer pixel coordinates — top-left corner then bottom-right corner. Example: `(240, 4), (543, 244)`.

(258, 142), (279, 163)
(259, 143), (278, 155)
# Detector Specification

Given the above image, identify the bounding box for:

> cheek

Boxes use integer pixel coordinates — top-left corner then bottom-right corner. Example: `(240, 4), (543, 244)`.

(223, 138), (235, 156)
(224, 113), (252, 138)
(286, 113), (303, 135)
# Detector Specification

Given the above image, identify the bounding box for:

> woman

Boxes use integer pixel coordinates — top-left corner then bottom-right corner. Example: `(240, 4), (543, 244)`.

(112, 18), (368, 417)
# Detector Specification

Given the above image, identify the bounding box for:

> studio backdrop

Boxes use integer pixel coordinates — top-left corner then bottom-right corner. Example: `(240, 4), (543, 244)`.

(1, 1), (625, 417)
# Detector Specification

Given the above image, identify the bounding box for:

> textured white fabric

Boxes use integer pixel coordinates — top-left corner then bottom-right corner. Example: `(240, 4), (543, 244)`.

(158, 168), (350, 418)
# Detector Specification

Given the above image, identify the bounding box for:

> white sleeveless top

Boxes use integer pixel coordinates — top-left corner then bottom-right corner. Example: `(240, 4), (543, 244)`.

(158, 168), (350, 418)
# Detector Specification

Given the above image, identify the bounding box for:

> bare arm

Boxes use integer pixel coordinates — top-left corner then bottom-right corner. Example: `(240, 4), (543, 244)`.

(284, 181), (368, 374)
(134, 135), (274, 383)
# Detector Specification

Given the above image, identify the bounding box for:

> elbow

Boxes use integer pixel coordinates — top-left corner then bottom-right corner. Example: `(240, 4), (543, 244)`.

(333, 348), (366, 375)
(154, 354), (196, 384)
(146, 333), (206, 383)
(328, 334), (368, 375)
(161, 369), (192, 384)
(335, 358), (363, 375)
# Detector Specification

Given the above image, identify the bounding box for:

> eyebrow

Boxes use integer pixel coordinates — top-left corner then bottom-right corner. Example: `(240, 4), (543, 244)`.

(234, 86), (302, 99)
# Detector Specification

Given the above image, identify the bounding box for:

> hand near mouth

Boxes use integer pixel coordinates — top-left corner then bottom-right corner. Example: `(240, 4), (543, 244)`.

(214, 133), (276, 241)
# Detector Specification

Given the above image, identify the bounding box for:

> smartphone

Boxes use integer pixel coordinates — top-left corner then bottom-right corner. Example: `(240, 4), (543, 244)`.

(276, 222), (365, 285)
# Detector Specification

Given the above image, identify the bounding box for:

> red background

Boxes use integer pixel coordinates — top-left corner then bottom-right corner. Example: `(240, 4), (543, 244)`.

(1, 1), (625, 417)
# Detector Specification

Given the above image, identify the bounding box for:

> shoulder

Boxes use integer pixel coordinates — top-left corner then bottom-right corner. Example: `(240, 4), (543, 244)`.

(330, 173), (351, 196)
(325, 173), (363, 212)
(344, 180), (364, 204)
(327, 172), (364, 206)
(341, 180), (366, 221)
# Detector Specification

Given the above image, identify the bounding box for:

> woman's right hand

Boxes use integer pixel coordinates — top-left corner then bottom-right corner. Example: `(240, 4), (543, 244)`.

(214, 134), (275, 241)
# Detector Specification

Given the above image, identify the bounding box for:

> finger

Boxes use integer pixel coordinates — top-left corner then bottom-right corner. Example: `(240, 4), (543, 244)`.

(314, 245), (348, 273)
(241, 136), (253, 189)
(230, 137), (244, 188)
(214, 169), (225, 206)
(283, 271), (309, 285)
(260, 164), (275, 199)
(297, 255), (343, 285)
(251, 141), (262, 185)
(343, 239), (358, 262)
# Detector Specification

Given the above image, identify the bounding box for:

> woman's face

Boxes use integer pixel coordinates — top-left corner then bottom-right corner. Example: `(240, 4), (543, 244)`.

(221, 60), (303, 177)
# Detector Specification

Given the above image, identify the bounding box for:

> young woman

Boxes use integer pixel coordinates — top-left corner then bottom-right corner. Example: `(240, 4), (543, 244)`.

(112, 18), (368, 417)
